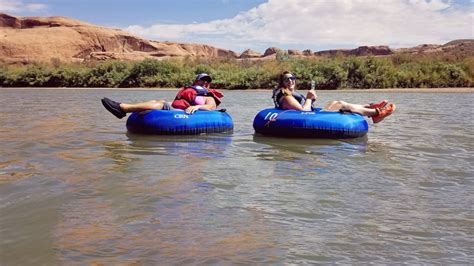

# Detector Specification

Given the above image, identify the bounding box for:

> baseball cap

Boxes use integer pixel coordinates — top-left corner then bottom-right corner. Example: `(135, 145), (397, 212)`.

(195, 73), (212, 82)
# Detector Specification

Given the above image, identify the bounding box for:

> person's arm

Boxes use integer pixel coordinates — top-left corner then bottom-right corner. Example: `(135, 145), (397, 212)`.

(184, 97), (217, 114)
(280, 94), (314, 111)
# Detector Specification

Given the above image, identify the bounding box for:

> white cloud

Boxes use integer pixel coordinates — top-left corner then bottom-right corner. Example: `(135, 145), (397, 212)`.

(0, 0), (22, 12)
(0, 0), (47, 13)
(408, 0), (450, 11)
(25, 3), (47, 11)
(125, 0), (472, 52)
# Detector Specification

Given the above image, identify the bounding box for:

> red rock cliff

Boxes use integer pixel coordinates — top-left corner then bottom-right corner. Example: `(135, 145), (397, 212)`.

(0, 13), (238, 64)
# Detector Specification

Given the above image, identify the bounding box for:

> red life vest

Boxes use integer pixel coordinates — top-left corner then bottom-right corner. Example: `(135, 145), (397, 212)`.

(171, 86), (223, 110)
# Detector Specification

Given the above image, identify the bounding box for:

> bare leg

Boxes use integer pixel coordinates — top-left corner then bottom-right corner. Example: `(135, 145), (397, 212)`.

(120, 100), (167, 113)
(324, 100), (378, 117)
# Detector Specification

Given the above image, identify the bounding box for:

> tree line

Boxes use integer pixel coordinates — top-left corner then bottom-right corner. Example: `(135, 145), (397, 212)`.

(0, 53), (472, 89)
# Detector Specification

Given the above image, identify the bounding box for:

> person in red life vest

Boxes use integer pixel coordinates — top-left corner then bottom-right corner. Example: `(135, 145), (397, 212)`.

(101, 73), (223, 118)
(273, 71), (396, 123)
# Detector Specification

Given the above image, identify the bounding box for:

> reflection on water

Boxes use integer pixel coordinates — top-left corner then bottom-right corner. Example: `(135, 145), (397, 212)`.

(55, 134), (281, 264)
(252, 135), (369, 179)
(253, 134), (368, 156)
(0, 89), (473, 264)
(125, 132), (233, 158)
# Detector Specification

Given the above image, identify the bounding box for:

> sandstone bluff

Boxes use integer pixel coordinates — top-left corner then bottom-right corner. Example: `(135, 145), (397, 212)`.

(0, 13), (472, 64)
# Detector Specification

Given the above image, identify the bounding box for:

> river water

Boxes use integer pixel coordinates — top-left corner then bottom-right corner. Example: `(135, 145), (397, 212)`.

(0, 88), (473, 264)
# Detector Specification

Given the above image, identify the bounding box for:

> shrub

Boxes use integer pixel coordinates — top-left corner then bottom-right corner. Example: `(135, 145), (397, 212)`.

(87, 61), (130, 87)
(0, 55), (472, 89)
(15, 65), (51, 87)
(120, 59), (190, 87)
(0, 68), (6, 86)
(344, 57), (396, 88)
(47, 67), (89, 87)
(276, 50), (290, 62)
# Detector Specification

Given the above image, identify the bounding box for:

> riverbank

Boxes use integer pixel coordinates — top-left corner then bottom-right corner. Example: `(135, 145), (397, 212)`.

(1, 57), (472, 90)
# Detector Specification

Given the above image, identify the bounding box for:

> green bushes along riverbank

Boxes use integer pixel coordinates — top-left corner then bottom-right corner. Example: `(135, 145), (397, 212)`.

(0, 54), (472, 89)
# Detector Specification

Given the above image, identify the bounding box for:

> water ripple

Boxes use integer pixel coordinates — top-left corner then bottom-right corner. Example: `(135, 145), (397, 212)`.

(0, 89), (473, 264)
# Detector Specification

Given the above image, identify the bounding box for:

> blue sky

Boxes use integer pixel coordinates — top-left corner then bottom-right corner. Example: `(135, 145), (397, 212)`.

(1, 0), (473, 53)
(1, 0), (268, 27)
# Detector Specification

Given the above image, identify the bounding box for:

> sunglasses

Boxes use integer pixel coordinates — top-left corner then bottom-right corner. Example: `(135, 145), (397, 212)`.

(284, 76), (296, 81)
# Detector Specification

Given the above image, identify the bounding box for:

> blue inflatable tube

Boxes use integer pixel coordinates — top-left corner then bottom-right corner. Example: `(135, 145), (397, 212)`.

(253, 108), (368, 138)
(126, 109), (233, 135)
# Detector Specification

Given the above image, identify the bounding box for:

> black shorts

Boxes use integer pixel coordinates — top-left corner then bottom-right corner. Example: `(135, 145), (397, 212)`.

(162, 102), (174, 110)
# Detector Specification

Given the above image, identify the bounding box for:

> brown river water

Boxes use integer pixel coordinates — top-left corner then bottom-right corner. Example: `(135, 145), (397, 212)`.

(0, 88), (473, 264)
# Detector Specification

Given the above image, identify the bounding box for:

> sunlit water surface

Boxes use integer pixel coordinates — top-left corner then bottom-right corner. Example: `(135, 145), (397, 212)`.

(0, 89), (473, 264)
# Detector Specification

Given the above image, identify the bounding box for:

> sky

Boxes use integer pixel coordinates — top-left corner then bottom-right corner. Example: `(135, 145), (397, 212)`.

(1, 0), (473, 53)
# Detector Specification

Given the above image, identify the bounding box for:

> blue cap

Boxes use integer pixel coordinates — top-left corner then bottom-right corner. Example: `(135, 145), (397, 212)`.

(195, 73), (212, 82)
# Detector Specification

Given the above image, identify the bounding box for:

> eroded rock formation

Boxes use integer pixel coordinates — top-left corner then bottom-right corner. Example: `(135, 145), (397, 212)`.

(0, 13), (471, 64)
(0, 13), (237, 64)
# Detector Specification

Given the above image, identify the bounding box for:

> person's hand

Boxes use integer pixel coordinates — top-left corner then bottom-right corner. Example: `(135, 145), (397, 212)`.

(306, 89), (317, 101)
(185, 105), (201, 114)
